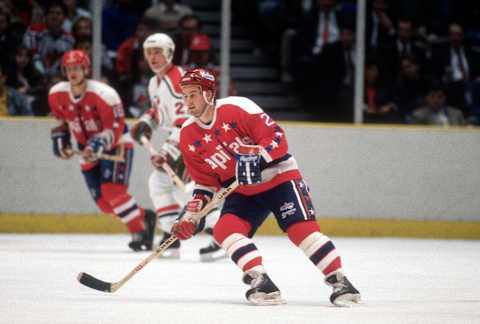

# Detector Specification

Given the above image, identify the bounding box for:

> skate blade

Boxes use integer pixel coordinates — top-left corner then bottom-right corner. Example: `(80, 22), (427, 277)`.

(248, 291), (286, 306)
(199, 251), (227, 262)
(332, 293), (362, 307)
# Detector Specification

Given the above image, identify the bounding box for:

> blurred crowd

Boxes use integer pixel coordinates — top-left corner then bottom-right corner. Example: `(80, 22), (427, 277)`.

(2, 0), (480, 126)
(236, 0), (480, 125)
(0, 0), (233, 119)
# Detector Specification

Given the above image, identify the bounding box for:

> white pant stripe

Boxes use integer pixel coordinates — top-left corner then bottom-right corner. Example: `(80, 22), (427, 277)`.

(113, 197), (136, 214)
(291, 180), (308, 220)
(120, 208), (141, 224)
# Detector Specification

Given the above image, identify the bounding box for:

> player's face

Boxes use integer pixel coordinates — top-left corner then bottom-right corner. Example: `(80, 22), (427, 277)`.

(64, 65), (86, 86)
(182, 85), (208, 118)
(144, 47), (168, 72)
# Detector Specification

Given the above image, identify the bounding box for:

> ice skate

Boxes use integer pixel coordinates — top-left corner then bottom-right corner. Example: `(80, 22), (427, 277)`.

(128, 230), (149, 251)
(128, 209), (157, 251)
(199, 240), (227, 262)
(243, 270), (286, 305)
(157, 232), (180, 259)
(325, 272), (361, 307)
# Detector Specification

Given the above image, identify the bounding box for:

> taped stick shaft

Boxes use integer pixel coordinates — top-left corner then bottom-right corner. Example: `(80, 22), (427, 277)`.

(72, 148), (124, 162)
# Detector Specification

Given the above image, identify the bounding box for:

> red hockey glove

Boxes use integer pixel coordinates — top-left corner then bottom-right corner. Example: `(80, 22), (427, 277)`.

(171, 220), (196, 240)
(171, 194), (210, 240)
(130, 121), (152, 144)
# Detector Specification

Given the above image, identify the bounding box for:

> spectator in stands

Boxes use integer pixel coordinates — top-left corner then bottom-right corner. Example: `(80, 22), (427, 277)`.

(186, 34), (237, 97)
(102, 0), (139, 50)
(115, 17), (153, 79)
(377, 17), (427, 81)
(62, 0), (91, 33)
(172, 15), (202, 66)
(5, 44), (45, 108)
(172, 14), (201, 66)
(143, 0), (193, 33)
(0, 7), (25, 67)
(363, 60), (401, 123)
(409, 81), (465, 126)
(320, 20), (356, 121)
(366, 0), (396, 53)
(74, 36), (114, 84)
(431, 23), (479, 117)
(0, 64), (33, 116)
(291, 0), (344, 110)
(31, 73), (62, 116)
(118, 48), (152, 118)
(9, 0), (44, 27)
(392, 55), (431, 120)
(23, 2), (74, 76)
(294, 0), (342, 58)
(71, 15), (91, 40)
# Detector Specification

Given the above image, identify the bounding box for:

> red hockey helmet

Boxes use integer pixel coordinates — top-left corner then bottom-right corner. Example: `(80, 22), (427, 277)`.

(180, 69), (217, 92)
(61, 50), (90, 74)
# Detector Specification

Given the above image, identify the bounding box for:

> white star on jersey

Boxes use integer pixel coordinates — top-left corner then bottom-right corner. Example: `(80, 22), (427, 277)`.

(222, 123), (231, 132)
(188, 144), (195, 152)
(270, 140), (279, 149)
(203, 134), (212, 143)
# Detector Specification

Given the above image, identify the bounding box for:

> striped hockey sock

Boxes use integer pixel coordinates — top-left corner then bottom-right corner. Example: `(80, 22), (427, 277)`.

(221, 233), (263, 272)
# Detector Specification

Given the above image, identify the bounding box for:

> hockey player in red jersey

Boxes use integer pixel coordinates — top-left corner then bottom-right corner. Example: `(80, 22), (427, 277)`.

(48, 50), (156, 251)
(171, 69), (361, 306)
(129, 33), (225, 261)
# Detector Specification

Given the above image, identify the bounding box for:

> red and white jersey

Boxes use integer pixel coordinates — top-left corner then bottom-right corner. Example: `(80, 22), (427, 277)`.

(48, 80), (132, 170)
(141, 65), (189, 134)
(179, 96), (302, 196)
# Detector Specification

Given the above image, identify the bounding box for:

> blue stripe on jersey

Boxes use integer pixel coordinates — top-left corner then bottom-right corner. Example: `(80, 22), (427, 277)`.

(310, 241), (335, 265)
(231, 243), (257, 264)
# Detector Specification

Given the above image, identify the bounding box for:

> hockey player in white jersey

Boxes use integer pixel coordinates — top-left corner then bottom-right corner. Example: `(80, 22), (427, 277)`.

(130, 33), (225, 261)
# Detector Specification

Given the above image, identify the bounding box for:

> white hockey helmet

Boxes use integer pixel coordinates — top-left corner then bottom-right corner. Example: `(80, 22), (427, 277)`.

(143, 33), (175, 61)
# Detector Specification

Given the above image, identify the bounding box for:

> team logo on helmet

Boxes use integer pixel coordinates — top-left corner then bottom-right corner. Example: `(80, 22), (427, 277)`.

(199, 70), (215, 81)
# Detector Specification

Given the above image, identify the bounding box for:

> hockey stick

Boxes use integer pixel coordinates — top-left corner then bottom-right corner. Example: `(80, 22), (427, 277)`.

(140, 136), (187, 192)
(77, 179), (239, 293)
(71, 144), (124, 162)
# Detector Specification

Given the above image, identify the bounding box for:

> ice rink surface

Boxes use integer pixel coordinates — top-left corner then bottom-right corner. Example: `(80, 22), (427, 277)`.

(1, 234), (479, 324)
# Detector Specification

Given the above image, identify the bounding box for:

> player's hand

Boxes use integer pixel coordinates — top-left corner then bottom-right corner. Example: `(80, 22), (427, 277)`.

(171, 194), (210, 240)
(83, 136), (107, 162)
(130, 121), (152, 144)
(236, 154), (262, 185)
(150, 149), (170, 170)
(171, 220), (196, 240)
(51, 124), (73, 160)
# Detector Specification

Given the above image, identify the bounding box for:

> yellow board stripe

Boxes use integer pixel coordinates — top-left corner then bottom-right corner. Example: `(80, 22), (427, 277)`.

(1, 214), (479, 239)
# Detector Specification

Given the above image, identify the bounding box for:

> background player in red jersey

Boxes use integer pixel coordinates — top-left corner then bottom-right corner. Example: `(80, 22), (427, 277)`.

(171, 69), (361, 306)
(48, 50), (156, 251)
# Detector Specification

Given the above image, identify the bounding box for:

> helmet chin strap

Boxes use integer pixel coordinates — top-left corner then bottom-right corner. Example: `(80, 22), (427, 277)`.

(152, 54), (173, 74)
(199, 91), (215, 121)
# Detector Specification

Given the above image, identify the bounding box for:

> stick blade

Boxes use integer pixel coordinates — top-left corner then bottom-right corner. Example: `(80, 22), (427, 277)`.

(77, 272), (112, 293)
